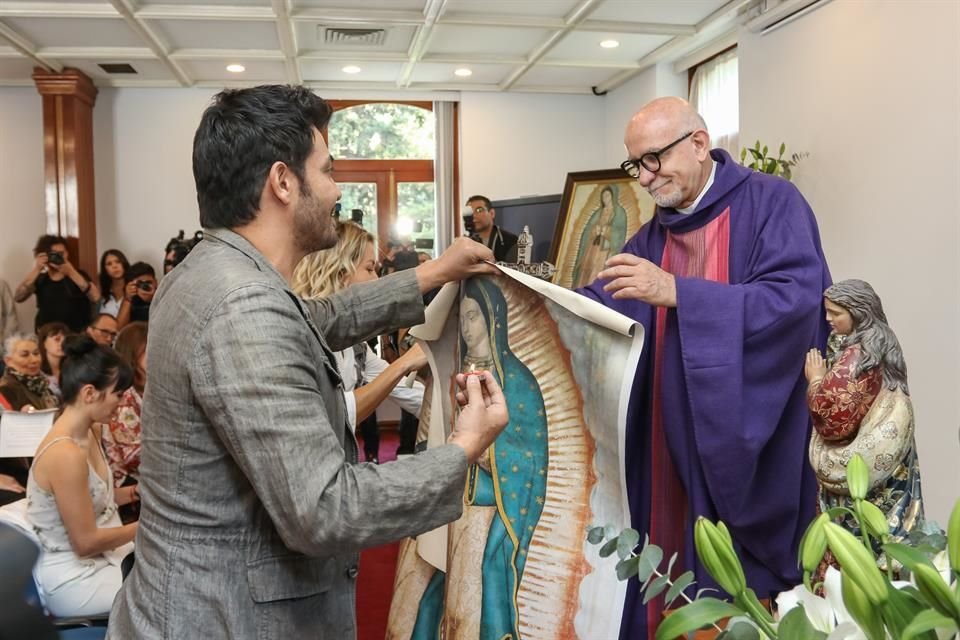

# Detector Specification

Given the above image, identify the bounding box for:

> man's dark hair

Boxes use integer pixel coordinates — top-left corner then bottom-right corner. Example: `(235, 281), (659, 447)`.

(193, 85), (333, 229)
(125, 261), (156, 284)
(466, 195), (492, 210)
(33, 234), (68, 256)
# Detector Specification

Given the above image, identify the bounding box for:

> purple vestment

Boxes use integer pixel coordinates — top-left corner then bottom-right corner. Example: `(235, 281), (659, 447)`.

(580, 149), (831, 638)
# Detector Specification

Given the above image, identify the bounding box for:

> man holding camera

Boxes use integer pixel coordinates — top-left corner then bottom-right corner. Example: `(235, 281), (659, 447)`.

(14, 234), (100, 332)
(117, 261), (157, 329)
(465, 195), (518, 262)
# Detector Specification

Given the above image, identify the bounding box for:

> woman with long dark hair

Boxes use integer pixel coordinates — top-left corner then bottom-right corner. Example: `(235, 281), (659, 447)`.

(98, 249), (130, 317)
(37, 321), (70, 400)
(26, 334), (139, 617)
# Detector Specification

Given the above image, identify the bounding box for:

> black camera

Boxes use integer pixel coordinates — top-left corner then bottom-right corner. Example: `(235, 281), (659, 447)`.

(351, 209), (363, 224)
(462, 206), (476, 236)
(136, 280), (154, 292)
(47, 251), (65, 266)
(164, 230), (203, 273)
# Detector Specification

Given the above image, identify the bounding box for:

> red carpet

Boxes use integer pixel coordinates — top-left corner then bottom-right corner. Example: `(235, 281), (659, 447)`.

(357, 429), (401, 640)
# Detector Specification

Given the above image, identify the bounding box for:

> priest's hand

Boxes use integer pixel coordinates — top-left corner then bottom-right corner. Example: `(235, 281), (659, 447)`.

(598, 254), (677, 307)
(448, 371), (509, 464)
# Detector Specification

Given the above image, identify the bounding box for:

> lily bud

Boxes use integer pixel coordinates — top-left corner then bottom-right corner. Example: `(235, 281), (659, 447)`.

(912, 563), (960, 621)
(799, 513), (830, 576)
(858, 500), (890, 540)
(841, 571), (887, 640)
(846, 454), (869, 501)
(948, 498), (960, 575)
(694, 518), (747, 597)
(823, 522), (888, 606)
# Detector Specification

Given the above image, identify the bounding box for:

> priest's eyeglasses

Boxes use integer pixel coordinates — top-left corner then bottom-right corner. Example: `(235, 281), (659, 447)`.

(620, 131), (694, 178)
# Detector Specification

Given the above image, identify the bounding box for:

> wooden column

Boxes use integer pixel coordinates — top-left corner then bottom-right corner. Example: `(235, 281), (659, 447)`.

(32, 68), (99, 278)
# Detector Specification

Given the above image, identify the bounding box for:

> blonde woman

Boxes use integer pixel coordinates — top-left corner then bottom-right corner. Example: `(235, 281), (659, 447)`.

(293, 221), (427, 463)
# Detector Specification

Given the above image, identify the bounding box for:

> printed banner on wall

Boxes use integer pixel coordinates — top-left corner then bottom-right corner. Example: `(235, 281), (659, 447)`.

(386, 266), (644, 640)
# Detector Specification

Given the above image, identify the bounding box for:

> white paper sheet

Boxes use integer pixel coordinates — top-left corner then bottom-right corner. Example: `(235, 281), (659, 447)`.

(0, 409), (57, 457)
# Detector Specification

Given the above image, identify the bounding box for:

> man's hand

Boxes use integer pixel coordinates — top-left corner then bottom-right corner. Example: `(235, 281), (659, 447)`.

(397, 343), (428, 374)
(415, 237), (498, 293)
(124, 281), (139, 302)
(448, 371), (509, 464)
(34, 253), (49, 272)
(597, 254), (677, 307)
(805, 348), (827, 385)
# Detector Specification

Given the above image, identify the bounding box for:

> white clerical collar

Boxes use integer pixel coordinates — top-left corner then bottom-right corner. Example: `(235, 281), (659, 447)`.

(675, 159), (716, 215)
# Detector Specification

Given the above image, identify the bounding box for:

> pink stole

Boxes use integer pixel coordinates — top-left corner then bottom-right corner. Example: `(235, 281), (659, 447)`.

(647, 208), (731, 636)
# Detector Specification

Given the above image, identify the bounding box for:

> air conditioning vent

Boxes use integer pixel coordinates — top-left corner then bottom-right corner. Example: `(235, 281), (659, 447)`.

(98, 63), (137, 74)
(320, 26), (387, 46)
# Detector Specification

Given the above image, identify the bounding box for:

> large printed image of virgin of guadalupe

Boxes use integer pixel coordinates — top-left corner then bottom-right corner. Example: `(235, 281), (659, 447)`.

(572, 185), (628, 288)
(411, 277), (549, 640)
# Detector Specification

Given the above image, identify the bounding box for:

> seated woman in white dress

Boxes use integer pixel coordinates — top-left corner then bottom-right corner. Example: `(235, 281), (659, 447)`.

(292, 221), (428, 462)
(26, 335), (139, 617)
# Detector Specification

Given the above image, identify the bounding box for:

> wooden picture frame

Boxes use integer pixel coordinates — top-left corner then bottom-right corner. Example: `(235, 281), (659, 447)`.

(549, 169), (656, 288)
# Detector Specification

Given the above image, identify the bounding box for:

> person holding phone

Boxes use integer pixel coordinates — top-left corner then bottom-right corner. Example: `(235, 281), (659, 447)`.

(14, 234), (100, 333)
(116, 262), (157, 329)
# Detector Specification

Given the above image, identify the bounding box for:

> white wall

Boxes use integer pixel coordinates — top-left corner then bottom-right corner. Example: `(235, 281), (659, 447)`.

(95, 88), (216, 269)
(740, 0), (960, 523)
(459, 91), (608, 201)
(0, 88), (45, 332)
(601, 64), (689, 167)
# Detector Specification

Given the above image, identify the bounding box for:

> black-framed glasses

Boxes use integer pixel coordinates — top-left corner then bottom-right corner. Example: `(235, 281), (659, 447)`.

(620, 131), (695, 178)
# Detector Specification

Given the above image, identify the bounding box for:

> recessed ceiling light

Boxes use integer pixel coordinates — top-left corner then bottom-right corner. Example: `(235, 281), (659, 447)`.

(600, 39), (620, 49)
(454, 68), (473, 77)
(226, 64), (245, 73)
(342, 65), (362, 74)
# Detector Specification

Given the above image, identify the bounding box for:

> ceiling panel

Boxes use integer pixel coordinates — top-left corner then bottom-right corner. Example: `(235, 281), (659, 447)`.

(59, 58), (177, 82)
(149, 18), (279, 50)
(410, 62), (514, 84)
(138, 0), (271, 6)
(444, 0), (580, 18)
(292, 0), (426, 9)
(300, 60), (407, 83)
(589, 0), (729, 25)
(544, 31), (671, 63)
(178, 59), (287, 82)
(429, 25), (551, 56)
(294, 22), (417, 54)
(3, 17), (144, 48)
(516, 64), (618, 87)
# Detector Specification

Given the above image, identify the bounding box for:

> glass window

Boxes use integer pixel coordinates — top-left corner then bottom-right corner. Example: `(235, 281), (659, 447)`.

(338, 182), (378, 244)
(328, 104), (435, 160)
(396, 182), (436, 255)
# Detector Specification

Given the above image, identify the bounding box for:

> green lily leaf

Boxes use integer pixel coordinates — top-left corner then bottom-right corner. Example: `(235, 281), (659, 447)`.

(778, 606), (828, 640)
(884, 542), (936, 571)
(654, 599), (744, 640)
(902, 610), (959, 640)
(719, 620), (761, 639)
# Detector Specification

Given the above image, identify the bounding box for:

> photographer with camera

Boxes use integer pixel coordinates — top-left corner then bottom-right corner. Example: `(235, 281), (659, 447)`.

(163, 230), (203, 275)
(464, 195), (518, 262)
(14, 234), (100, 332)
(116, 262), (157, 329)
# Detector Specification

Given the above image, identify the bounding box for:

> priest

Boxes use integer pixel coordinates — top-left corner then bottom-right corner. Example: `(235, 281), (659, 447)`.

(580, 97), (832, 639)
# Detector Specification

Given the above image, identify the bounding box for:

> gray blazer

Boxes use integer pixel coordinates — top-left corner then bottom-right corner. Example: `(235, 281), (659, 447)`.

(107, 229), (467, 639)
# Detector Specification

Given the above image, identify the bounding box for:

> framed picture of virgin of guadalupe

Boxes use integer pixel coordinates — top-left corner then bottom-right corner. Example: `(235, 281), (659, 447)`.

(550, 169), (656, 289)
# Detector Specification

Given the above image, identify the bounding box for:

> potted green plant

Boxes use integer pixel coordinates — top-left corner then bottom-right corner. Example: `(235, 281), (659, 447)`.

(740, 141), (808, 182)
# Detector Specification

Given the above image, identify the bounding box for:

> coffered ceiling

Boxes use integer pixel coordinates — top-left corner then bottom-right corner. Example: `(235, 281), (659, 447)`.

(0, 0), (758, 93)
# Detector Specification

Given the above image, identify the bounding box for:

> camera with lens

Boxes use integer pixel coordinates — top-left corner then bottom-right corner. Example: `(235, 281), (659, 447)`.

(164, 229), (204, 273)
(462, 205), (476, 236)
(136, 280), (154, 292)
(47, 251), (65, 266)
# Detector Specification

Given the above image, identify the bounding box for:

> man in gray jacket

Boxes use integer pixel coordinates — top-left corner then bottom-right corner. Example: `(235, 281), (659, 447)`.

(107, 85), (508, 639)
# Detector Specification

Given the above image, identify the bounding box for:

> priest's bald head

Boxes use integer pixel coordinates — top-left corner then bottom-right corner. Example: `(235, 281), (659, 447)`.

(623, 97), (713, 209)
